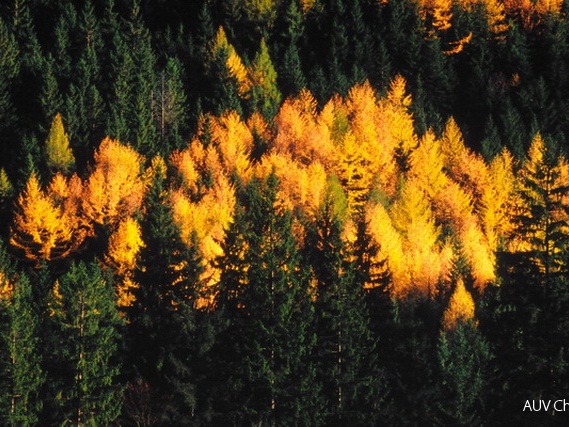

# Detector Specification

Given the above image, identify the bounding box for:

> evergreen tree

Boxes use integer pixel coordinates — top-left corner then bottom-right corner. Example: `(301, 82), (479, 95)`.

(304, 182), (384, 425)
(0, 242), (43, 426)
(209, 174), (322, 425)
(249, 38), (282, 119)
(0, 17), (20, 165)
(436, 321), (491, 426)
(46, 261), (123, 426)
(153, 57), (188, 153)
(128, 172), (203, 424)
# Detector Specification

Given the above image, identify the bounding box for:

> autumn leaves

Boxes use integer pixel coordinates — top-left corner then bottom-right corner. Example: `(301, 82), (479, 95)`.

(8, 75), (564, 328)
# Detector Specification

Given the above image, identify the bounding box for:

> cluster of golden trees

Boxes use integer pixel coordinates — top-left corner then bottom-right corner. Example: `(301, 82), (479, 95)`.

(7, 76), (569, 326)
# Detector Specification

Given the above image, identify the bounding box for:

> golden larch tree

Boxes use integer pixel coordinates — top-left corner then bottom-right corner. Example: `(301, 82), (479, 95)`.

(82, 137), (146, 229)
(105, 216), (144, 308)
(10, 174), (77, 263)
(45, 113), (75, 174)
(442, 278), (476, 330)
(210, 110), (254, 181)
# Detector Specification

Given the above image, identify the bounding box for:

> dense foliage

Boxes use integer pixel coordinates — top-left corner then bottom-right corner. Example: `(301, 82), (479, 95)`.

(2, 0), (569, 424)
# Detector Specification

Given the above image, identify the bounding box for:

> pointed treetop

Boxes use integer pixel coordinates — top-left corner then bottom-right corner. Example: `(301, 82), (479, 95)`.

(45, 113), (75, 174)
(442, 278), (476, 330)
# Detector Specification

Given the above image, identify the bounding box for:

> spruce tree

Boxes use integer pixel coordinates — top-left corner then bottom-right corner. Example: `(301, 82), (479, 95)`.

(128, 172), (203, 424)
(304, 183), (384, 425)
(249, 38), (282, 119)
(210, 174), (322, 425)
(47, 261), (123, 426)
(0, 242), (43, 426)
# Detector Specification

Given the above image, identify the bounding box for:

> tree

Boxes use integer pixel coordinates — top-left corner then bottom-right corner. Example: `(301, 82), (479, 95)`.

(45, 113), (75, 174)
(46, 261), (123, 426)
(153, 57), (188, 153)
(304, 181), (384, 425)
(436, 321), (491, 425)
(127, 172), (204, 424)
(82, 137), (146, 231)
(249, 38), (282, 118)
(209, 174), (322, 425)
(0, 242), (43, 426)
(104, 216), (144, 309)
(0, 17), (19, 162)
(10, 174), (81, 264)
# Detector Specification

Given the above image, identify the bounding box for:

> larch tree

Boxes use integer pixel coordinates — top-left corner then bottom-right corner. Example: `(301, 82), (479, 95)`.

(104, 216), (144, 309)
(82, 137), (146, 231)
(10, 174), (79, 264)
(45, 113), (75, 174)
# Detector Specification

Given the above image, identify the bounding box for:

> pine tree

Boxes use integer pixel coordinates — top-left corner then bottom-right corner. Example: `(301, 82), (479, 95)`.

(46, 261), (123, 426)
(128, 1), (158, 155)
(210, 174), (322, 425)
(0, 17), (19, 163)
(0, 243), (43, 426)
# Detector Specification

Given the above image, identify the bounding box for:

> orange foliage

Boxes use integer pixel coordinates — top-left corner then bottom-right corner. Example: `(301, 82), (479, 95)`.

(10, 174), (83, 263)
(273, 89), (335, 169)
(210, 110), (254, 180)
(105, 217), (144, 308)
(442, 279), (476, 330)
(82, 137), (146, 229)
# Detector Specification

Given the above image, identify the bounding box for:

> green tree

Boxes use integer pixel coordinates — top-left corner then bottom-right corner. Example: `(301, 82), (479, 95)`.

(249, 38), (282, 118)
(47, 261), (123, 426)
(0, 17), (19, 162)
(153, 58), (188, 153)
(0, 242), (43, 426)
(210, 174), (322, 425)
(127, 173), (203, 424)
(304, 182), (384, 425)
(436, 321), (491, 426)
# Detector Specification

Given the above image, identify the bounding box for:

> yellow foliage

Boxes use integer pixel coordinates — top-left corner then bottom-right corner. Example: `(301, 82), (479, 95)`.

(10, 174), (79, 263)
(45, 113), (75, 173)
(366, 202), (408, 293)
(255, 153), (328, 220)
(105, 217), (144, 276)
(171, 149), (200, 195)
(0, 168), (13, 198)
(461, 222), (496, 290)
(378, 75), (417, 174)
(481, 148), (516, 251)
(273, 90), (335, 169)
(409, 130), (448, 199)
(391, 178), (442, 296)
(210, 110), (254, 180)
(212, 26), (251, 97)
(82, 137), (146, 228)
(442, 279), (476, 330)
(105, 217), (144, 308)
(0, 271), (13, 300)
(170, 173), (236, 264)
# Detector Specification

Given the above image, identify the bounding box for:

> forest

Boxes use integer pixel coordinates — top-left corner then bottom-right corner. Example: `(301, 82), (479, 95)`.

(2, 0), (569, 425)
